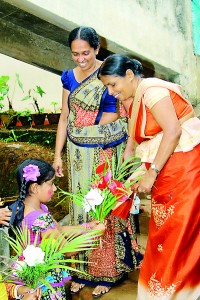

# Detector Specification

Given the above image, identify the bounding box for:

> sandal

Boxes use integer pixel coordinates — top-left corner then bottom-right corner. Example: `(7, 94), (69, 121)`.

(92, 285), (111, 298)
(70, 282), (85, 294)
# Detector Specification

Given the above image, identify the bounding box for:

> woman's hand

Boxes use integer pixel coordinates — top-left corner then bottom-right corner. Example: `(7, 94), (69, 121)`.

(121, 136), (136, 163)
(53, 157), (64, 177)
(121, 146), (135, 163)
(0, 206), (12, 226)
(134, 169), (157, 194)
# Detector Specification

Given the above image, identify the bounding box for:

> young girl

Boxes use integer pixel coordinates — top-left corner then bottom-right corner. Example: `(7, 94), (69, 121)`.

(8, 158), (105, 300)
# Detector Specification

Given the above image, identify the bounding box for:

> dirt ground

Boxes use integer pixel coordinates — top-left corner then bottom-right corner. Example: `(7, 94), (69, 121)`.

(0, 141), (69, 221)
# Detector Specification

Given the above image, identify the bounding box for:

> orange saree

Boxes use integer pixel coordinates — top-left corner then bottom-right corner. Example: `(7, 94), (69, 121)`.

(130, 78), (200, 299)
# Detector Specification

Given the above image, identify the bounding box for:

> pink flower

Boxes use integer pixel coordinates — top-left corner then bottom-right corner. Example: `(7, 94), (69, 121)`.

(104, 170), (112, 183)
(18, 254), (25, 261)
(23, 164), (40, 182)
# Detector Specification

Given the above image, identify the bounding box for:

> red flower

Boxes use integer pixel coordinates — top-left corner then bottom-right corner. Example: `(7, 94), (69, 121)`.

(108, 180), (128, 202)
(96, 162), (109, 174)
(97, 176), (108, 190)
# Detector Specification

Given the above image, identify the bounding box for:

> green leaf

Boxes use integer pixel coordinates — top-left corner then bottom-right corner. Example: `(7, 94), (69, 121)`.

(36, 86), (46, 97)
(0, 76), (9, 90)
(21, 95), (31, 101)
(1, 225), (100, 292)
(15, 73), (24, 92)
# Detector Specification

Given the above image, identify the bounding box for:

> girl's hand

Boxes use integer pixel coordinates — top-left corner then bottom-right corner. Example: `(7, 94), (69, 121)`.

(18, 286), (42, 300)
(23, 290), (41, 300)
(24, 290), (41, 300)
(88, 220), (106, 234)
(93, 222), (106, 234)
(89, 219), (100, 229)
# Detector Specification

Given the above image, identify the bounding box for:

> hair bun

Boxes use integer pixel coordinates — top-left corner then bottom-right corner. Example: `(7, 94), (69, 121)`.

(132, 59), (143, 74)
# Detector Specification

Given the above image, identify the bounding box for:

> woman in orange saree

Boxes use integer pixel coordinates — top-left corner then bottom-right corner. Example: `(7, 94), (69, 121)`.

(98, 54), (200, 300)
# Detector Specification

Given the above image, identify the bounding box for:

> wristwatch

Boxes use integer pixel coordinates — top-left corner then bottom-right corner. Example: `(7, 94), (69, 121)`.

(150, 163), (160, 174)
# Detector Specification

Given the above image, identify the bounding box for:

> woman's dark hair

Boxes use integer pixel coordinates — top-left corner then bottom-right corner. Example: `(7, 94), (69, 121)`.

(68, 26), (100, 50)
(97, 54), (143, 78)
(8, 158), (55, 227)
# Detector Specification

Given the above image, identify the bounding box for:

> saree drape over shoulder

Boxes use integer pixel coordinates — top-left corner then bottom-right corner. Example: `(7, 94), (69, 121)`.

(61, 69), (141, 286)
(129, 78), (200, 300)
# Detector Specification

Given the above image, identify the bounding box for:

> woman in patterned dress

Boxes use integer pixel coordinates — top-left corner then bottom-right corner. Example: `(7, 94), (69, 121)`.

(98, 54), (200, 300)
(53, 27), (142, 297)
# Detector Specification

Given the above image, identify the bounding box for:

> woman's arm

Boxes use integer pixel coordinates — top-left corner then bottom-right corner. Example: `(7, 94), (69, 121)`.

(99, 112), (119, 124)
(136, 96), (182, 193)
(53, 89), (70, 177)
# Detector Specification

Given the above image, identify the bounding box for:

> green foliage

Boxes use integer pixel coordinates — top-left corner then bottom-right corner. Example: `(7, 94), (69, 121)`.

(0, 74), (24, 110)
(22, 85), (46, 114)
(1, 226), (100, 292)
(1, 129), (29, 142)
(58, 150), (142, 222)
(17, 109), (32, 118)
(111, 146), (141, 185)
(19, 263), (47, 288)
(0, 129), (56, 147)
(50, 101), (59, 113)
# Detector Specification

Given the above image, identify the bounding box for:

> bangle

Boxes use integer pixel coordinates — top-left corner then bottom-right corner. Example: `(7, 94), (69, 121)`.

(10, 284), (16, 298)
(54, 156), (62, 161)
(14, 285), (23, 298)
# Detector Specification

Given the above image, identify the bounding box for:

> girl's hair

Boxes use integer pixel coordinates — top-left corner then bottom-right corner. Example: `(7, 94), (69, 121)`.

(9, 158), (55, 227)
(68, 26), (100, 50)
(97, 54), (143, 78)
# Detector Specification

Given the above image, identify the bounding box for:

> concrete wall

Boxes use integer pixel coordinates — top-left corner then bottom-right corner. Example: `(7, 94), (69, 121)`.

(0, 54), (62, 113)
(3, 0), (200, 115)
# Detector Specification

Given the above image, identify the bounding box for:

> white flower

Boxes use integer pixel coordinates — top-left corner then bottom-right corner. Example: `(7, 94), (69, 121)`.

(84, 188), (104, 208)
(23, 245), (45, 267)
(82, 201), (91, 212)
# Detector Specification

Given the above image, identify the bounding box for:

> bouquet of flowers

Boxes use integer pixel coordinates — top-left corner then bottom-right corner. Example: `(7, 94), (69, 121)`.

(0, 226), (100, 297)
(58, 152), (141, 222)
